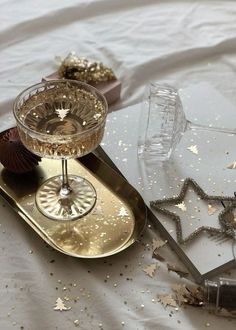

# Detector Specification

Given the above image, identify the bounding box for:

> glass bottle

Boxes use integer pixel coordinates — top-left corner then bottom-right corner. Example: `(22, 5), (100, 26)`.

(204, 278), (236, 317)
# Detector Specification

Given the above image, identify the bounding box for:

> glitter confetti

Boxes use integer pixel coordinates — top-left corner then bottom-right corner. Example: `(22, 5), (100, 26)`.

(185, 286), (204, 306)
(55, 108), (70, 121)
(171, 284), (205, 307)
(227, 161), (236, 169)
(175, 202), (187, 212)
(207, 204), (218, 216)
(142, 263), (158, 278)
(118, 207), (129, 217)
(158, 294), (177, 308)
(171, 284), (189, 305)
(187, 145), (198, 155)
(152, 238), (167, 251)
(54, 298), (71, 311)
(172, 284), (189, 295)
(74, 320), (79, 327)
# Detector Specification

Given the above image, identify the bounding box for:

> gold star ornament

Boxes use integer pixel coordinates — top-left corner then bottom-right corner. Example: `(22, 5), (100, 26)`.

(150, 178), (236, 245)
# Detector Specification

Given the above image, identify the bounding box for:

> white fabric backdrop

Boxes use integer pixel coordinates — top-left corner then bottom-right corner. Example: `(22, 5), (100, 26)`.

(1, 1), (236, 329)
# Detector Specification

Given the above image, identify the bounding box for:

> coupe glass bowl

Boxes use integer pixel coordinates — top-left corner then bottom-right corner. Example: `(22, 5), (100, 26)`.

(14, 80), (108, 221)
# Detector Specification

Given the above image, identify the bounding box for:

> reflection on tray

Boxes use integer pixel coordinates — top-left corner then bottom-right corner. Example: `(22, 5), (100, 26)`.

(0, 130), (146, 258)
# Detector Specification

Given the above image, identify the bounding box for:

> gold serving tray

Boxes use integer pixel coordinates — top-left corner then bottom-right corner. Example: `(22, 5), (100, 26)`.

(0, 131), (146, 258)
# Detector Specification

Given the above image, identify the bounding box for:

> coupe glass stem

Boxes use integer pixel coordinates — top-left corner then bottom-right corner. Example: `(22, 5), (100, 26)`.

(61, 159), (71, 196)
(186, 120), (236, 135)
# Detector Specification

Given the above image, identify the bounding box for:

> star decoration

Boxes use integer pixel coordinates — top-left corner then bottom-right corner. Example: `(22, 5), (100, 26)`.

(143, 263), (158, 278)
(54, 298), (71, 311)
(187, 145), (198, 155)
(150, 178), (236, 245)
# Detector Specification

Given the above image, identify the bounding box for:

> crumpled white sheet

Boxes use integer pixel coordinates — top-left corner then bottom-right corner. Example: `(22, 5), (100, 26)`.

(1, 1), (236, 329)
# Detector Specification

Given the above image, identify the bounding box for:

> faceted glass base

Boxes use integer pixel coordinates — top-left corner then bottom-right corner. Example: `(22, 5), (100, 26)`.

(36, 175), (97, 221)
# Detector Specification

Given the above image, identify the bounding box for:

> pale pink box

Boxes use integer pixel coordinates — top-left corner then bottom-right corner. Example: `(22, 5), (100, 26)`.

(42, 72), (121, 107)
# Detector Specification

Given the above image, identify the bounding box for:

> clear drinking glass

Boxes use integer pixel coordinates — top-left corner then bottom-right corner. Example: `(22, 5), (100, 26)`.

(13, 80), (108, 221)
(138, 83), (236, 161)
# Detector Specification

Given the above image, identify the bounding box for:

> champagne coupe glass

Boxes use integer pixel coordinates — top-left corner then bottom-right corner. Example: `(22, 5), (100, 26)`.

(138, 83), (236, 161)
(13, 80), (108, 221)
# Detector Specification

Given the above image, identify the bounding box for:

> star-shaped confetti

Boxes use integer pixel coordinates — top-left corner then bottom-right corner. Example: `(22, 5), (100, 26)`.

(175, 202), (187, 212)
(54, 298), (71, 312)
(142, 263), (158, 278)
(172, 285), (189, 305)
(55, 108), (70, 121)
(152, 238), (167, 251)
(118, 206), (129, 217)
(171, 284), (204, 306)
(207, 204), (218, 216)
(150, 178), (235, 245)
(171, 283), (189, 296)
(187, 145), (198, 155)
(157, 294), (177, 307)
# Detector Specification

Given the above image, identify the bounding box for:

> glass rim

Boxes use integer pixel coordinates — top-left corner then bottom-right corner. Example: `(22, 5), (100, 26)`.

(13, 79), (108, 138)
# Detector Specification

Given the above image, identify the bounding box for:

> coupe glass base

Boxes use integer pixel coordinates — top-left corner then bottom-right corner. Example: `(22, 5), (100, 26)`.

(36, 175), (97, 221)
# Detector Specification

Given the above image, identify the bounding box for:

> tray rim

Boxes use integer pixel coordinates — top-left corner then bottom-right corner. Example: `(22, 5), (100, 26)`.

(0, 127), (147, 259)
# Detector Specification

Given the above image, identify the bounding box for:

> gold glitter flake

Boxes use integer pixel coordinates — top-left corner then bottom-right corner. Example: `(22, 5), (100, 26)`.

(74, 320), (79, 326)
(143, 263), (158, 278)
(175, 202), (187, 212)
(118, 207), (129, 217)
(58, 52), (116, 83)
(54, 298), (71, 311)
(227, 161), (236, 169)
(187, 145), (199, 155)
(172, 284), (189, 296)
(158, 294), (177, 308)
(207, 204), (218, 216)
(171, 283), (204, 306)
(55, 107), (70, 121)
(152, 238), (167, 251)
